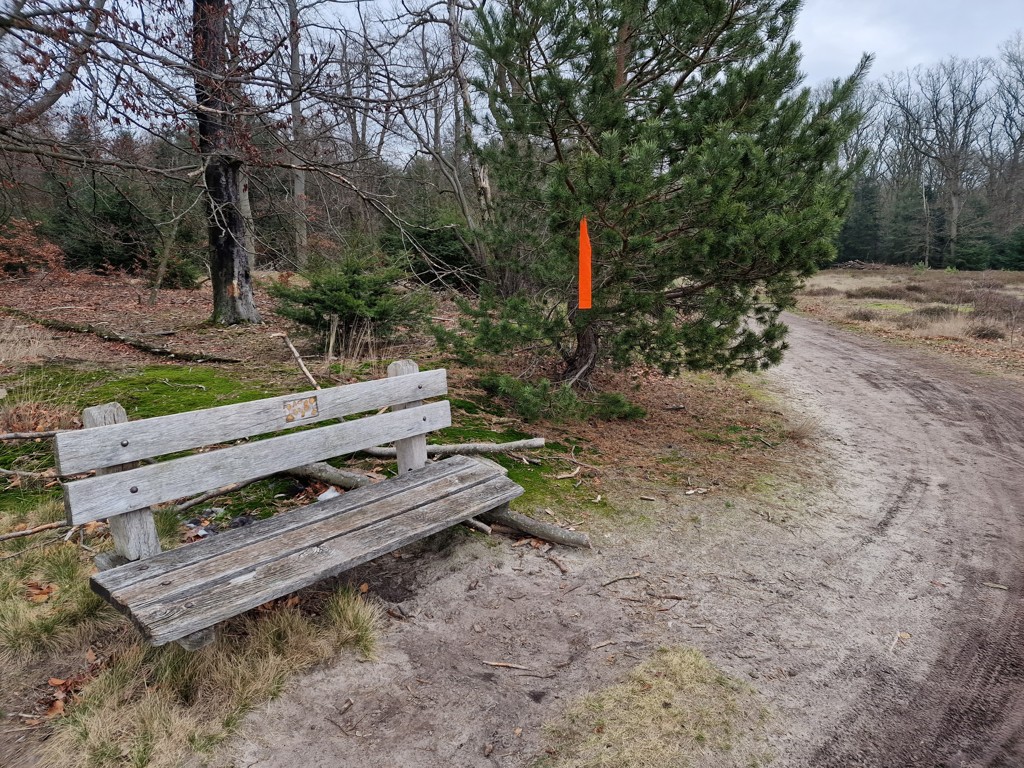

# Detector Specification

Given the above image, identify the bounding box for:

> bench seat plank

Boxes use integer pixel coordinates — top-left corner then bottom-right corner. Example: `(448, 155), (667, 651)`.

(92, 457), (522, 646)
(95, 455), (481, 594)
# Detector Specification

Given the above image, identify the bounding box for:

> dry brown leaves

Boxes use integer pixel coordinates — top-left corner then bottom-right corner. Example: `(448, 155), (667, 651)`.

(24, 580), (58, 603)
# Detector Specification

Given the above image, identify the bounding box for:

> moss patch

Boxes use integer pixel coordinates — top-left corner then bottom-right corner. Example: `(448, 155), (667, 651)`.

(86, 366), (275, 419)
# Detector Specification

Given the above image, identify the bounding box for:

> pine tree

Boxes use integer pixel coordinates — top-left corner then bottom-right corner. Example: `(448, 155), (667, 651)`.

(471, 0), (868, 383)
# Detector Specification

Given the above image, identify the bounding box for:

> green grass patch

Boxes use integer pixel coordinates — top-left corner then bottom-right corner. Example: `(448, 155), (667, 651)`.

(0, 499), (121, 657)
(5, 365), (111, 405)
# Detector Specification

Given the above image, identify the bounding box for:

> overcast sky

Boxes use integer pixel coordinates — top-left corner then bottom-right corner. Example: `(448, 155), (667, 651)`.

(794, 0), (1023, 85)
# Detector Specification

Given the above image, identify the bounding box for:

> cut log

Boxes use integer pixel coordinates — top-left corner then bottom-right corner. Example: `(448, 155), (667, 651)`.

(289, 462), (372, 490)
(362, 438), (545, 459)
(462, 517), (492, 534)
(480, 504), (591, 549)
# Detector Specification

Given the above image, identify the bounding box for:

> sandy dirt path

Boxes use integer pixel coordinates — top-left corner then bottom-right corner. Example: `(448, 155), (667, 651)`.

(773, 314), (1024, 766)
(212, 314), (1024, 767)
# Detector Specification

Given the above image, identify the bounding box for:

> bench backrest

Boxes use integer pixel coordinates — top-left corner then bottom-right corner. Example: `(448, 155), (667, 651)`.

(56, 362), (449, 529)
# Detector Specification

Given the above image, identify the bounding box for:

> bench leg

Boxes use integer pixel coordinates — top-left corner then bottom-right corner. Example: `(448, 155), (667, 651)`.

(176, 627), (217, 651)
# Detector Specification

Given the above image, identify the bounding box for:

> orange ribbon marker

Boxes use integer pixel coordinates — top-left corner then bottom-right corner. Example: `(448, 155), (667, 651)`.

(578, 217), (592, 310)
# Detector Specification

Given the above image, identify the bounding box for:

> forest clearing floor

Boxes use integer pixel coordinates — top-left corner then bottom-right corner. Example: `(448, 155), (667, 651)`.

(3, 271), (1024, 766)
(211, 312), (1024, 767)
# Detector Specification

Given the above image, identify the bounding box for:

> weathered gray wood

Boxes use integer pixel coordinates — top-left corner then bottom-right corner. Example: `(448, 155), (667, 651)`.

(64, 401), (452, 525)
(81, 404), (161, 561)
(55, 369), (447, 474)
(64, 363), (528, 650)
(94, 552), (130, 571)
(112, 473), (522, 645)
(288, 462), (371, 489)
(104, 465), (509, 614)
(93, 456), (485, 595)
(388, 360), (428, 476)
(361, 438), (545, 458)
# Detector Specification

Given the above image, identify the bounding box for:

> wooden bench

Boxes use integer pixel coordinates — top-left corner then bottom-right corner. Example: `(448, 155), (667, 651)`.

(54, 361), (523, 648)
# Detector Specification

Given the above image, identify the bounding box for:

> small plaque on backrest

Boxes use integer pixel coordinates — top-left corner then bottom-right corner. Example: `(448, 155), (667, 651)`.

(283, 396), (319, 423)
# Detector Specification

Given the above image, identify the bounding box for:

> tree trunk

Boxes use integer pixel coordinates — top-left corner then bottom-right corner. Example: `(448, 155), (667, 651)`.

(238, 167), (257, 274)
(148, 192), (180, 305)
(949, 189), (962, 266)
(287, 0), (308, 270)
(193, 0), (260, 325)
(562, 321), (600, 387)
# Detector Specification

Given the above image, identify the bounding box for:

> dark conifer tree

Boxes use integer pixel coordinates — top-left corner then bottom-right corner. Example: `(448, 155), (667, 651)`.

(471, 0), (868, 383)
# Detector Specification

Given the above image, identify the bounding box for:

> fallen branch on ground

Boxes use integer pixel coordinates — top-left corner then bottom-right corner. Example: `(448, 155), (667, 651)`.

(0, 521), (69, 543)
(545, 553), (569, 574)
(2, 309), (242, 363)
(602, 572), (642, 588)
(168, 479), (262, 515)
(361, 438), (545, 459)
(462, 517), (492, 534)
(479, 505), (591, 549)
(0, 467), (51, 479)
(0, 431), (66, 440)
(272, 333), (320, 390)
(482, 661), (533, 671)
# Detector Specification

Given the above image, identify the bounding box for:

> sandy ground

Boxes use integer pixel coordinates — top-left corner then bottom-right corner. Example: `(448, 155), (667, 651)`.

(205, 313), (1024, 767)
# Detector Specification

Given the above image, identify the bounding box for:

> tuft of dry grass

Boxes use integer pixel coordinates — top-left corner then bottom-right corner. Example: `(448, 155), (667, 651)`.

(967, 322), (1007, 340)
(801, 286), (841, 297)
(0, 400), (81, 433)
(783, 417), (818, 445)
(906, 315), (973, 339)
(0, 317), (57, 365)
(43, 587), (384, 768)
(1, 490), (384, 768)
(538, 647), (771, 768)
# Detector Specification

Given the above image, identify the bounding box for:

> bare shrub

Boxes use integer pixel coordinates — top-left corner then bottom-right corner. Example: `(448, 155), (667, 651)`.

(845, 286), (909, 300)
(802, 286), (841, 297)
(913, 305), (958, 320)
(917, 283), (969, 305)
(845, 308), (878, 322)
(973, 289), (1024, 324)
(967, 322), (1007, 341)
(894, 314), (929, 330)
